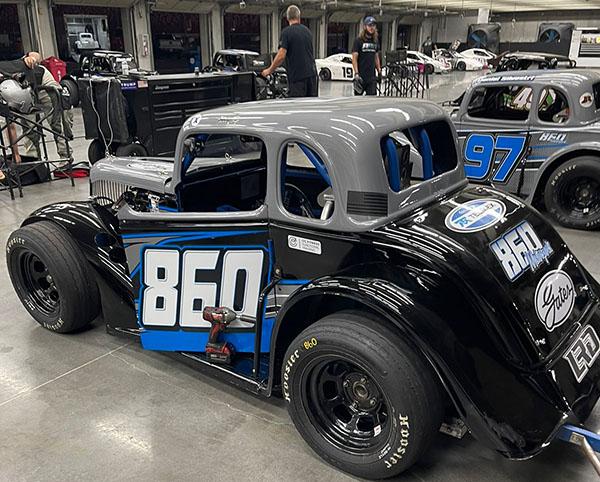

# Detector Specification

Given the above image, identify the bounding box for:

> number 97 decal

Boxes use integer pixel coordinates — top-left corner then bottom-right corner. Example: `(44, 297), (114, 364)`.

(464, 134), (528, 183)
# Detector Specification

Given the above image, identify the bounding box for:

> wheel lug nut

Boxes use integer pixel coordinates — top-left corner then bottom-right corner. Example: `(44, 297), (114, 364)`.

(360, 377), (366, 384)
(369, 398), (376, 406)
(343, 380), (349, 387)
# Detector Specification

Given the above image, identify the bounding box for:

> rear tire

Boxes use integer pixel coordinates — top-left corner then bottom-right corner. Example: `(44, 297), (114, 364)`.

(544, 157), (600, 230)
(319, 68), (332, 81)
(424, 63), (435, 75)
(6, 221), (100, 333)
(115, 143), (147, 157)
(282, 311), (443, 479)
(88, 139), (105, 165)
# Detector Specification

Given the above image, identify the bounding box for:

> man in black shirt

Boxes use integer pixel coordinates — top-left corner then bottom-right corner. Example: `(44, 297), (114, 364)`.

(261, 5), (318, 97)
(351, 16), (381, 96)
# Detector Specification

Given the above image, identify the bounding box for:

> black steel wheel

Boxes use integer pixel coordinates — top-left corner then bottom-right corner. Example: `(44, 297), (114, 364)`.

(544, 157), (600, 230)
(303, 357), (391, 454)
(319, 68), (332, 81)
(282, 311), (443, 479)
(6, 221), (100, 332)
(456, 61), (466, 71)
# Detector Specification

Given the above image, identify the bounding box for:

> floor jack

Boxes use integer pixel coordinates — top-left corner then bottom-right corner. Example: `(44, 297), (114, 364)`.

(440, 419), (600, 474)
(558, 424), (600, 475)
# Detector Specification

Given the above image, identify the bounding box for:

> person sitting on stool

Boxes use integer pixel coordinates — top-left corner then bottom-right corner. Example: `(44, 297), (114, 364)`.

(352, 16), (381, 96)
(261, 5), (318, 98)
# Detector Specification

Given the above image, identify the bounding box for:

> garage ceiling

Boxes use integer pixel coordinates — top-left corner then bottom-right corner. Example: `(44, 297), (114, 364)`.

(244, 0), (600, 14)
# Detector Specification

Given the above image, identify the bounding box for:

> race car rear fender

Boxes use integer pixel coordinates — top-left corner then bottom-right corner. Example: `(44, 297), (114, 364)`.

(21, 202), (137, 329)
(268, 276), (573, 459)
(529, 144), (600, 204)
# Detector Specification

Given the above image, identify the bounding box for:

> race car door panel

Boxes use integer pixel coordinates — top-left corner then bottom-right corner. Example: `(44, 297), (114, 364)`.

(456, 83), (533, 195)
(120, 215), (273, 355)
(118, 132), (274, 355)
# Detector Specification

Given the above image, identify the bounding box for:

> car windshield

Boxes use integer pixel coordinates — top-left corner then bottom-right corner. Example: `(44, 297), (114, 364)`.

(182, 134), (264, 177)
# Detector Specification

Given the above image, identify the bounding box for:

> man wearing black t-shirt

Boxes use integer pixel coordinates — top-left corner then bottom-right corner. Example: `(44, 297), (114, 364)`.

(351, 16), (381, 96)
(261, 5), (318, 97)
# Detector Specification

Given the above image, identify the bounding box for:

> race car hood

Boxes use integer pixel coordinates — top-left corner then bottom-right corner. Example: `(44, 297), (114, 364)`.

(91, 156), (174, 194)
(375, 186), (599, 365)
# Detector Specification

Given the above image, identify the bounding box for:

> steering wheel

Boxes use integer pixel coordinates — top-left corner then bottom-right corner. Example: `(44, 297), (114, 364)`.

(283, 183), (315, 218)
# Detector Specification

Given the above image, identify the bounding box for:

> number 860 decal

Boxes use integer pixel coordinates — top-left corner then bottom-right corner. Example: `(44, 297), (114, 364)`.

(464, 134), (528, 183)
(140, 248), (264, 328)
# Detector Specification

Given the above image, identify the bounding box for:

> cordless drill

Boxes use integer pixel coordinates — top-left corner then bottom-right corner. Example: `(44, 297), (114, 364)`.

(203, 306), (237, 364)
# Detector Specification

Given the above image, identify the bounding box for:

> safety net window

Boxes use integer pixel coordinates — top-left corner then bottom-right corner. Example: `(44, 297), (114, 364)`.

(380, 120), (458, 192)
(178, 134), (266, 213)
(538, 87), (570, 124)
(280, 142), (334, 221)
(467, 85), (532, 121)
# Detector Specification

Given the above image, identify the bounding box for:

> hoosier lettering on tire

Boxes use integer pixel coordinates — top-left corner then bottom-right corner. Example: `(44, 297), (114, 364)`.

(282, 311), (443, 479)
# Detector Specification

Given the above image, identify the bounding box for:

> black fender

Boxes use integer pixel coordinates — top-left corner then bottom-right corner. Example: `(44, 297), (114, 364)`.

(21, 201), (137, 329)
(268, 273), (574, 459)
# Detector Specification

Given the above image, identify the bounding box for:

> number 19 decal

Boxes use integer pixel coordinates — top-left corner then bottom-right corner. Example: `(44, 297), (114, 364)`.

(464, 134), (527, 183)
(141, 248), (264, 328)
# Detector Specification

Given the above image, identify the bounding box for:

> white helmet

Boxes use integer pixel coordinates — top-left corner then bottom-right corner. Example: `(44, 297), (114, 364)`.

(0, 79), (35, 114)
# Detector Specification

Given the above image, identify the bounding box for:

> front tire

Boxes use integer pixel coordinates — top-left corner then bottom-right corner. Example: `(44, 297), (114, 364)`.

(60, 78), (79, 108)
(319, 68), (331, 81)
(544, 157), (600, 230)
(424, 63), (435, 75)
(88, 139), (106, 165)
(457, 61), (466, 71)
(115, 143), (147, 157)
(6, 221), (100, 333)
(282, 311), (443, 479)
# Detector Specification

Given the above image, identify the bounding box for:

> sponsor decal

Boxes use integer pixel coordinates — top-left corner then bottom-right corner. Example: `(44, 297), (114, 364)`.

(445, 199), (506, 233)
(120, 80), (137, 91)
(490, 221), (554, 281)
(534, 269), (575, 332)
(580, 92), (594, 108)
(563, 325), (600, 383)
(539, 132), (567, 143)
(288, 235), (322, 255)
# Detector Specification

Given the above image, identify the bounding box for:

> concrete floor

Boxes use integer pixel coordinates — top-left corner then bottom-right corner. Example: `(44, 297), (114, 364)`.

(1, 71), (600, 481)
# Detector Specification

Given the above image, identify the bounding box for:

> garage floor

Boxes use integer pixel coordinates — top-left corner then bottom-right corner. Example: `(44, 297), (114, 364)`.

(1, 71), (600, 481)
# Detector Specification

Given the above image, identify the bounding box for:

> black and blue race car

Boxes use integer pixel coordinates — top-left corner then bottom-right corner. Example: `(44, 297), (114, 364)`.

(7, 97), (600, 478)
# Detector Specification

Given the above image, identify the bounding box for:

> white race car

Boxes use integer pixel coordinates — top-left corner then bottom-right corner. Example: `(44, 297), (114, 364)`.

(406, 50), (451, 74)
(459, 48), (496, 63)
(316, 53), (355, 81)
(432, 49), (486, 71)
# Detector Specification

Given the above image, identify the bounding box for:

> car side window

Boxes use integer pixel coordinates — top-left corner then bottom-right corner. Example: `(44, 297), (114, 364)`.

(280, 142), (334, 221)
(177, 134), (266, 213)
(467, 85), (532, 121)
(381, 120), (458, 192)
(538, 87), (570, 124)
(341, 57), (352, 64)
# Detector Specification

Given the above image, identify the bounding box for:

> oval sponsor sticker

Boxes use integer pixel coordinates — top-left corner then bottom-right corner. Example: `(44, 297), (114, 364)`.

(445, 199), (506, 233)
(580, 92), (594, 108)
(534, 269), (575, 332)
